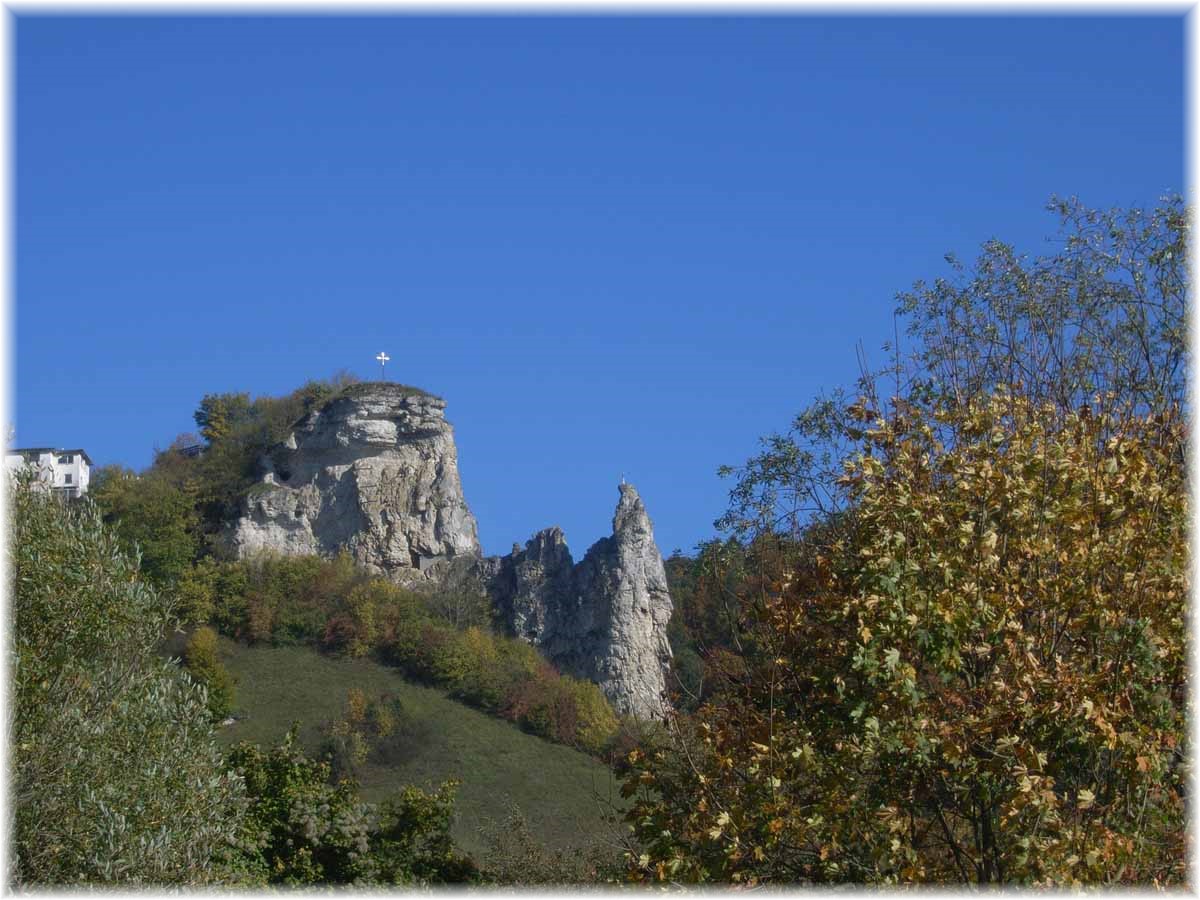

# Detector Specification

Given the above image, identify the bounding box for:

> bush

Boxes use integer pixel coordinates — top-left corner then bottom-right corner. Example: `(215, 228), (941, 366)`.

(451, 626), (503, 708)
(209, 561), (251, 637)
(427, 623), (475, 689)
(174, 556), (221, 625)
(229, 728), (476, 886)
(567, 678), (622, 755)
(322, 579), (413, 656)
(183, 625), (237, 720)
(477, 806), (623, 885)
(227, 728), (375, 885)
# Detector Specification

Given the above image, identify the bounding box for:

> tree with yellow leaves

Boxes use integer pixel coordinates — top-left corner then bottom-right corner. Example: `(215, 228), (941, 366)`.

(627, 392), (1186, 885)
(625, 197), (1188, 886)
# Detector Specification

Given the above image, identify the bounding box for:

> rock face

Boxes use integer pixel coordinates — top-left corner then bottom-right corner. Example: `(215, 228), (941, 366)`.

(229, 383), (480, 578)
(229, 382), (673, 718)
(485, 483), (674, 720)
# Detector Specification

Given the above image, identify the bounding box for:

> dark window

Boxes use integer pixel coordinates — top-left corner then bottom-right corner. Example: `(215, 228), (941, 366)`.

(58, 454), (72, 464)
(64, 474), (72, 485)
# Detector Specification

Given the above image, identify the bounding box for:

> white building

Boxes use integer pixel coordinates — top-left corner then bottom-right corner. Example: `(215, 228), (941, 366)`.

(4, 448), (93, 499)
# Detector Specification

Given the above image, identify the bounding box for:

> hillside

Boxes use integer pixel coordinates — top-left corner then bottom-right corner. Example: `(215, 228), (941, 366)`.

(213, 638), (625, 858)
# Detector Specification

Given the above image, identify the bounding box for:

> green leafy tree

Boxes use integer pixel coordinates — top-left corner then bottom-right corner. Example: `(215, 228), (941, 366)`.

(90, 464), (202, 588)
(10, 479), (250, 886)
(194, 392), (254, 444)
(370, 782), (479, 884)
(227, 728), (375, 885)
(228, 728), (476, 885)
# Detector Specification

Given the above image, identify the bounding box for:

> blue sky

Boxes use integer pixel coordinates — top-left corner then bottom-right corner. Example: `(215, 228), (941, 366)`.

(14, 15), (1184, 558)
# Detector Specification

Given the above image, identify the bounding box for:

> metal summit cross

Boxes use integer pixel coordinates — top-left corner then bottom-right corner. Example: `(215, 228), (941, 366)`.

(376, 352), (390, 380)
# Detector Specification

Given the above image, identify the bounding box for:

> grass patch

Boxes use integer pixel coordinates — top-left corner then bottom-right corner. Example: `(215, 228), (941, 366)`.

(215, 639), (624, 857)
(332, 381), (441, 401)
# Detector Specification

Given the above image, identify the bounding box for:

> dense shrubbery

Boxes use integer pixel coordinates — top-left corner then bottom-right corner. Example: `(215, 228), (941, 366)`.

(228, 728), (477, 885)
(186, 552), (622, 755)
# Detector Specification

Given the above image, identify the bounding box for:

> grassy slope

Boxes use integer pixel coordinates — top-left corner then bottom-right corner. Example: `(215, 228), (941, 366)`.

(215, 638), (625, 858)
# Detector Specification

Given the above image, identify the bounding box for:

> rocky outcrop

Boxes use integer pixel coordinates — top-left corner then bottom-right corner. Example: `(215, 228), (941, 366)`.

(228, 381), (673, 718)
(484, 483), (674, 720)
(229, 383), (480, 578)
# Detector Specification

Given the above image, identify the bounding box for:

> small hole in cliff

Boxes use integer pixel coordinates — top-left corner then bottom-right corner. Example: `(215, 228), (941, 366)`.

(278, 469), (291, 483)
(409, 550), (420, 569)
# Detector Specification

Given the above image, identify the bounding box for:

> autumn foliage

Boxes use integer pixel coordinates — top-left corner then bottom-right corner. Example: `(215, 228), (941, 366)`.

(624, 391), (1186, 885)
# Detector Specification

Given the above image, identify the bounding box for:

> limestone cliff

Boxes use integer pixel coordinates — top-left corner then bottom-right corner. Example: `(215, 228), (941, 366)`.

(228, 382), (673, 718)
(229, 382), (480, 578)
(484, 484), (674, 720)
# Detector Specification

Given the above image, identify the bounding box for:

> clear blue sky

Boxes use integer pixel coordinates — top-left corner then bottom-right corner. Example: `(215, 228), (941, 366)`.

(15, 15), (1184, 558)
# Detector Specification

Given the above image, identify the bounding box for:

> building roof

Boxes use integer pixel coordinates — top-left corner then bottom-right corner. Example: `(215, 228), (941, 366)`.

(8, 447), (94, 467)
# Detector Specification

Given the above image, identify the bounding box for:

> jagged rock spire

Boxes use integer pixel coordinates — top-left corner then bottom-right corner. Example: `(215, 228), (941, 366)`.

(576, 481), (674, 718)
(483, 482), (674, 720)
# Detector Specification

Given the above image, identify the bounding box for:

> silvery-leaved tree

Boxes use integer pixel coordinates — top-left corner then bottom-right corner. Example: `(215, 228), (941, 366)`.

(9, 478), (252, 886)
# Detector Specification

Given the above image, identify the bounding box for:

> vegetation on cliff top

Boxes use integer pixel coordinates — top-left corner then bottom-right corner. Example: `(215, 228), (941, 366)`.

(90, 373), (444, 592)
(333, 379), (442, 401)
